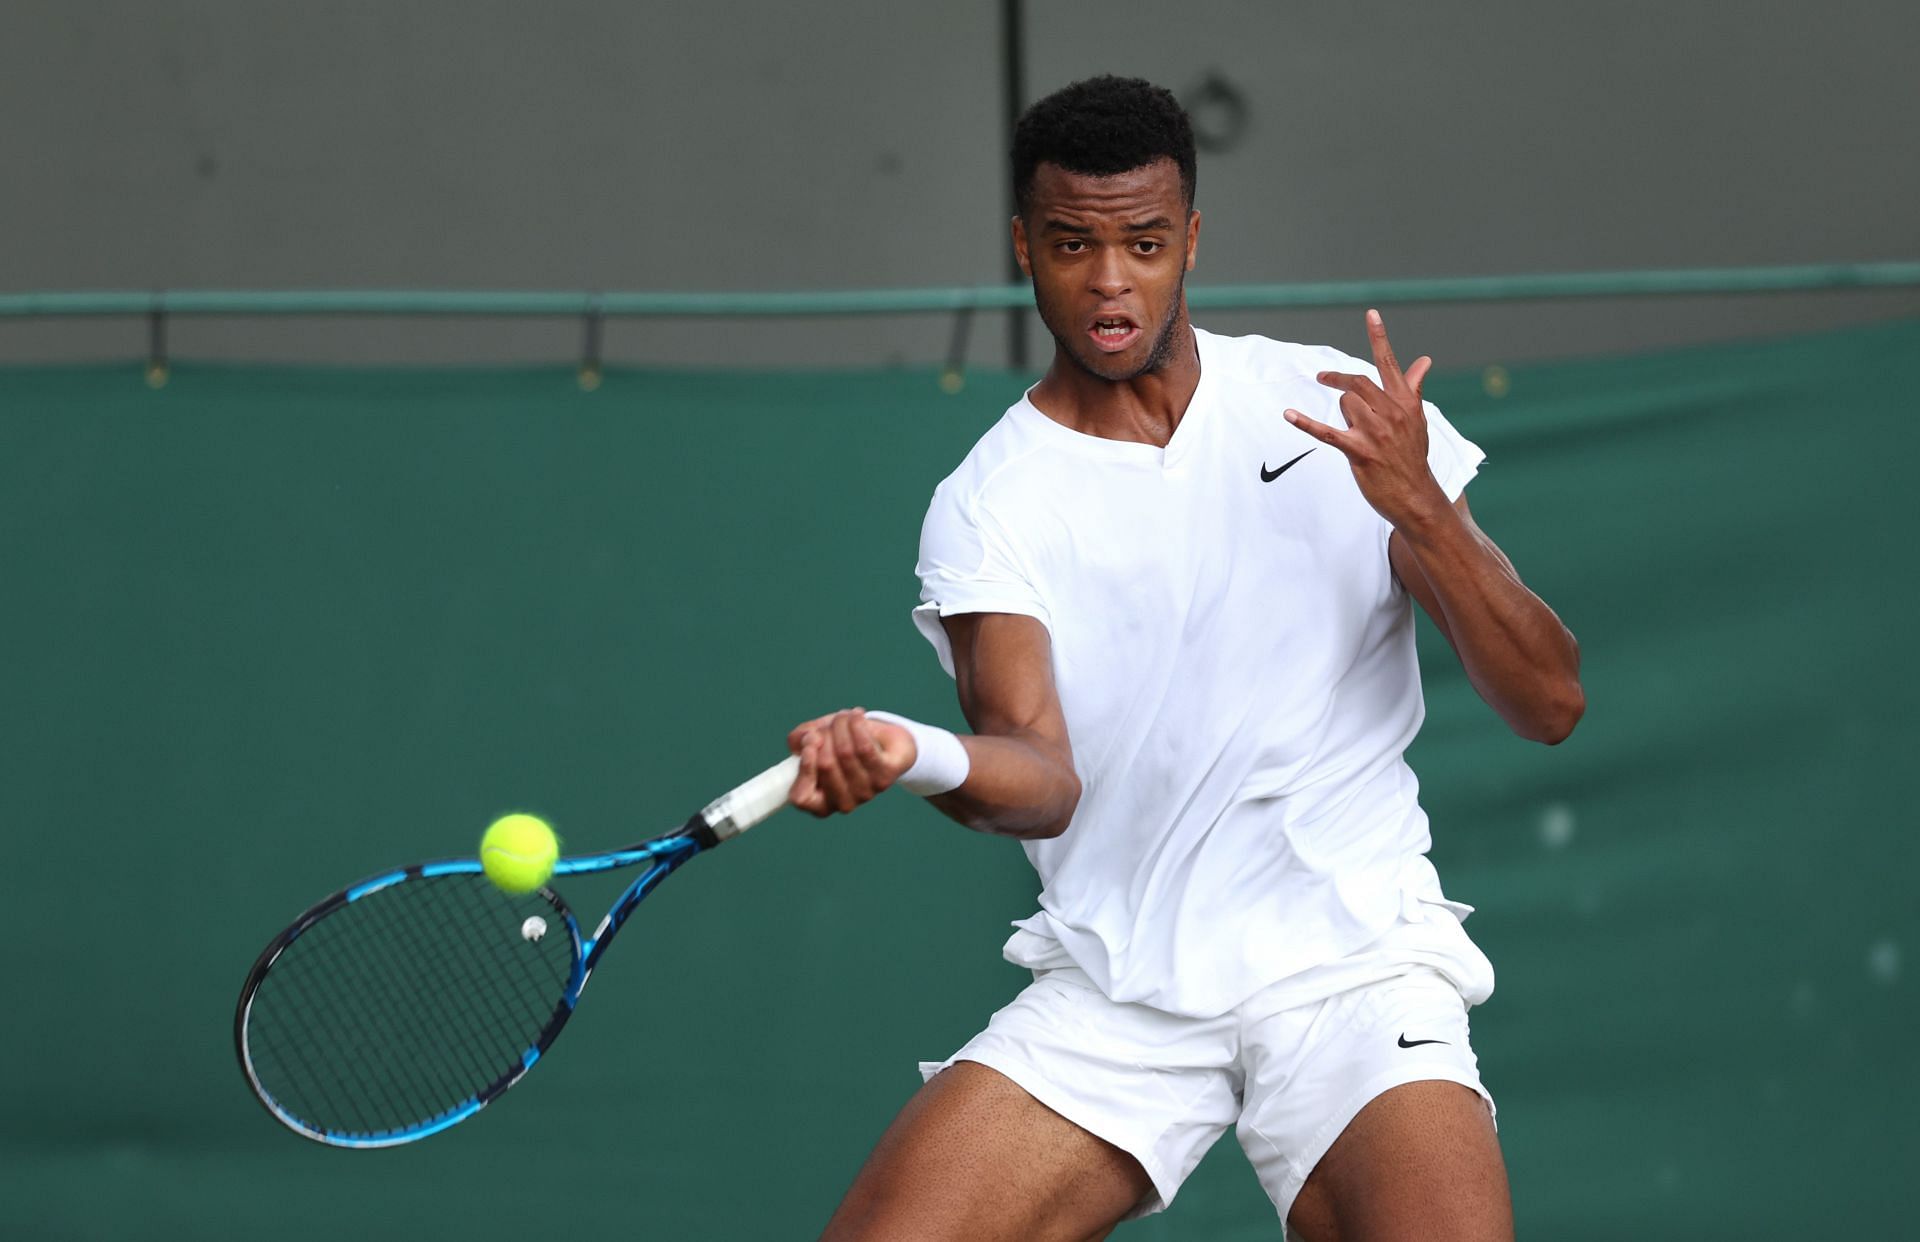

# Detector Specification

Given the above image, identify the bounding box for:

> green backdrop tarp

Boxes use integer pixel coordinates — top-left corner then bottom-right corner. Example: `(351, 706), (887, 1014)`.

(2, 320), (1914, 1240)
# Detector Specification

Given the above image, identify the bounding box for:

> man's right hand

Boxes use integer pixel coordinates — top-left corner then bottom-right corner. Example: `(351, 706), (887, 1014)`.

(790, 615), (1081, 840)
(787, 708), (916, 816)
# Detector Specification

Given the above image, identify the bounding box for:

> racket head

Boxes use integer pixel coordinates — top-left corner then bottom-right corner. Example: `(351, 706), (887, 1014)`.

(233, 861), (586, 1148)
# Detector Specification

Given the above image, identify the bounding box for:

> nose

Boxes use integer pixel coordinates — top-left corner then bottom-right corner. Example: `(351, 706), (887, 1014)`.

(1089, 249), (1132, 299)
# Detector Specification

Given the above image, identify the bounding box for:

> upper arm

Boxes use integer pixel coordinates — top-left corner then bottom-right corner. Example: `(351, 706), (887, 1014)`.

(939, 611), (1074, 766)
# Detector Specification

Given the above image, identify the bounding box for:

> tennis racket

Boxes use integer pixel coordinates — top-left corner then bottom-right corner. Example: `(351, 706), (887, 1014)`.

(233, 754), (800, 1148)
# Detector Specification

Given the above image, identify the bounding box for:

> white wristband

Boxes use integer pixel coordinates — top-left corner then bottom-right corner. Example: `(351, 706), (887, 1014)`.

(865, 711), (971, 796)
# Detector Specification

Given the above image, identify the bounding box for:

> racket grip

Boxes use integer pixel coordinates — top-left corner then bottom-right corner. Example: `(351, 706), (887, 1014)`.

(703, 755), (802, 842)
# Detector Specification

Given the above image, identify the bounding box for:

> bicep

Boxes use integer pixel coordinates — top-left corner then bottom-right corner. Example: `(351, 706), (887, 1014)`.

(939, 612), (1073, 763)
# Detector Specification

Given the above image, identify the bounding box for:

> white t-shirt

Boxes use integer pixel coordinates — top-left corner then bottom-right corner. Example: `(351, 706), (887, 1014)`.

(911, 327), (1488, 1019)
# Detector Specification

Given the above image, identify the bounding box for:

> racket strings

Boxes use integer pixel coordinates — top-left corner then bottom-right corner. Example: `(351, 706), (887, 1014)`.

(255, 891), (490, 1134)
(327, 877), (567, 1119)
(293, 885), (497, 1125)
(264, 882), (492, 1117)
(335, 879), (538, 1096)
(243, 874), (576, 1138)
(256, 878), (566, 1134)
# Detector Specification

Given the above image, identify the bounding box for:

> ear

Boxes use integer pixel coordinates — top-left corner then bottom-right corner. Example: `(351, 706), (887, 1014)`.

(1011, 215), (1033, 278)
(1185, 209), (1202, 273)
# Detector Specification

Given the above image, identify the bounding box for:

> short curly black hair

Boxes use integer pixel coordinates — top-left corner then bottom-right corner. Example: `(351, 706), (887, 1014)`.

(1011, 75), (1196, 217)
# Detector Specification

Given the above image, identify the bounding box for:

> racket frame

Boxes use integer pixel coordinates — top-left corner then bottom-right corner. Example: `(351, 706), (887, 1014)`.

(233, 755), (798, 1148)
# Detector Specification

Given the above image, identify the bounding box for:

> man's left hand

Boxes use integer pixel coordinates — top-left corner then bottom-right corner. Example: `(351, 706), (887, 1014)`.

(1285, 309), (1451, 531)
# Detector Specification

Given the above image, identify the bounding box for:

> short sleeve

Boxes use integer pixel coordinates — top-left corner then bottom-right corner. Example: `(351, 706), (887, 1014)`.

(910, 481), (1051, 678)
(1423, 401), (1485, 501)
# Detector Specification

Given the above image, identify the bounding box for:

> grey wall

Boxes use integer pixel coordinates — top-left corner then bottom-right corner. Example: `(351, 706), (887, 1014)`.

(3, 1), (1916, 369)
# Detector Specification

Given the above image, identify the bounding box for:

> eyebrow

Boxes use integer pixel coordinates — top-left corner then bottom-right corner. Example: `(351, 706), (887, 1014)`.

(1041, 216), (1175, 235)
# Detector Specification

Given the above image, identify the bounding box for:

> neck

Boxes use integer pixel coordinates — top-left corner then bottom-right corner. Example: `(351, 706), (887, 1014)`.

(1028, 311), (1201, 448)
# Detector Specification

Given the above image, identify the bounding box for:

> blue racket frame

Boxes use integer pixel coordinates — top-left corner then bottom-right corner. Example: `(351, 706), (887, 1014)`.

(234, 819), (716, 1148)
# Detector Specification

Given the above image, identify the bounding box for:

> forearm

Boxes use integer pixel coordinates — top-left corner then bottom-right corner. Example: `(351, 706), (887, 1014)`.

(788, 609), (1084, 832)
(1396, 503), (1585, 743)
(929, 732), (1081, 840)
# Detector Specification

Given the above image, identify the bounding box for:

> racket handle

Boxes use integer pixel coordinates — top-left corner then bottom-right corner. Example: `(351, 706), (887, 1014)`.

(703, 755), (802, 842)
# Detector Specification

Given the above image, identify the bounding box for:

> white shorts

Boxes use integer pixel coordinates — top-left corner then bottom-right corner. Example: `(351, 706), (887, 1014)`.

(917, 913), (1496, 1227)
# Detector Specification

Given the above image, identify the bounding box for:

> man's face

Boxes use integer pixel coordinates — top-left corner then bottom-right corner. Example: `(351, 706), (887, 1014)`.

(1013, 158), (1200, 383)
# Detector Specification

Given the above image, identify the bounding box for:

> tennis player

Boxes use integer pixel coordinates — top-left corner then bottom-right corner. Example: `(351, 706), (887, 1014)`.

(788, 75), (1583, 1242)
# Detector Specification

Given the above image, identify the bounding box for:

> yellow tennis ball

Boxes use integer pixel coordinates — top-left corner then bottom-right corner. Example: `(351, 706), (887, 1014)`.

(480, 813), (559, 894)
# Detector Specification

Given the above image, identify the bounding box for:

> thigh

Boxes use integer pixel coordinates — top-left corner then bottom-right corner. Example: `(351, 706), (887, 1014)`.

(1287, 1078), (1511, 1242)
(819, 1060), (1153, 1242)
(1236, 967), (1506, 1240)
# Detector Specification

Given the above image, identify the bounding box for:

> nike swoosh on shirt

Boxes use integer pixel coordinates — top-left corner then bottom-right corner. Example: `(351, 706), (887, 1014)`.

(1397, 1034), (1449, 1048)
(1260, 449), (1315, 482)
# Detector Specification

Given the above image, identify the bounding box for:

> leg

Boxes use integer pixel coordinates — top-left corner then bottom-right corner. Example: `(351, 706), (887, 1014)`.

(1286, 1080), (1511, 1242)
(820, 1060), (1153, 1242)
(1237, 962), (1507, 1242)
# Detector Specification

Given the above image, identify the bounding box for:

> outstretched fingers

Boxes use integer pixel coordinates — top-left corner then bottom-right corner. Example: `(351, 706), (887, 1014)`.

(1365, 307), (1404, 388)
(1284, 407), (1355, 452)
(1317, 368), (1388, 408)
(1365, 308), (1434, 405)
(1404, 354), (1432, 399)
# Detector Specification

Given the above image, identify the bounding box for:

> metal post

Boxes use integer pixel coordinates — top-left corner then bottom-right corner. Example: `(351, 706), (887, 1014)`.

(579, 292), (604, 391)
(1001, 0), (1027, 371)
(146, 291), (168, 388)
(941, 305), (976, 393)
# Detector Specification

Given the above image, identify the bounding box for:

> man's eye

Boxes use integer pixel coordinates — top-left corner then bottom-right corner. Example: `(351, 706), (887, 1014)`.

(1135, 241), (1163, 254)
(1059, 240), (1088, 253)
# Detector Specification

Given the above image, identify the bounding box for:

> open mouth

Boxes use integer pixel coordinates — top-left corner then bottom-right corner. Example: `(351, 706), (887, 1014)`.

(1087, 315), (1141, 353)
